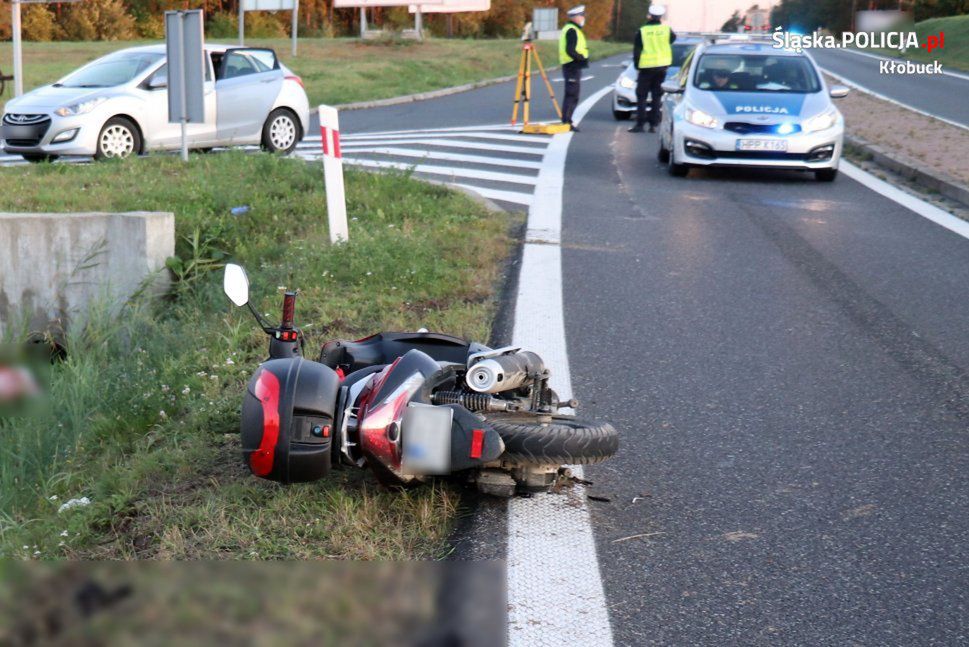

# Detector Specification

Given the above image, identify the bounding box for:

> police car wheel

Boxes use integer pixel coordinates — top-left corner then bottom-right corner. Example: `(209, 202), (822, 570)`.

(667, 142), (689, 177)
(613, 109), (631, 121)
(814, 168), (838, 182)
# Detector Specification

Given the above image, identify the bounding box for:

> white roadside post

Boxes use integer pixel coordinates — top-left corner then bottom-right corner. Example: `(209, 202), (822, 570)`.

(318, 105), (349, 244)
(165, 10), (205, 162)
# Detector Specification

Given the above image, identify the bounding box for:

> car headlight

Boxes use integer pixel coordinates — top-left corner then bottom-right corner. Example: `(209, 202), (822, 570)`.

(803, 109), (838, 134)
(54, 97), (108, 117)
(685, 107), (720, 129)
(619, 76), (636, 90)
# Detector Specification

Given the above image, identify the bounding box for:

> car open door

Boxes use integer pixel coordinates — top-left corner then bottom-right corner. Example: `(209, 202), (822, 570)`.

(215, 48), (283, 144)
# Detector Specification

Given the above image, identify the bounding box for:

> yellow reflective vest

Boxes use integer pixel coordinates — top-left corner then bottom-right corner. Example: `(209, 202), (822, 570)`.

(638, 24), (672, 68)
(559, 22), (589, 65)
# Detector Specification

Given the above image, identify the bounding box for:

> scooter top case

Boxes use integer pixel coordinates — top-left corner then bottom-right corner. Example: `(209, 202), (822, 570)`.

(240, 357), (340, 484)
(319, 332), (491, 374)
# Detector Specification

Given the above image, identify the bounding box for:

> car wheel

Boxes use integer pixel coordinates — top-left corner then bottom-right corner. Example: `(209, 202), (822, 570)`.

(262, 109), (300, 155)
(22, 154), (59, 164)
(815, 168), (838, 182)
(95, 117), (140, 160)
(613, 109), (631, 121)
(667, 130), (689, 177)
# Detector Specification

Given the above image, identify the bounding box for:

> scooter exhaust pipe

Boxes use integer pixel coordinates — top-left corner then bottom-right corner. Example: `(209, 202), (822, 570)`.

(466, 351), (545, 394)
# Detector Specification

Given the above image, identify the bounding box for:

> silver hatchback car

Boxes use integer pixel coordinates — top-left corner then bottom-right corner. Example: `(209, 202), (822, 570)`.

(1, 44), (310, 162)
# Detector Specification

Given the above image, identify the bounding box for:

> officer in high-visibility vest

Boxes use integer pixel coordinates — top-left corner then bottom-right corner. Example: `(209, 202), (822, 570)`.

(629, 4), (677, 133)
(559, 5), (590, 132)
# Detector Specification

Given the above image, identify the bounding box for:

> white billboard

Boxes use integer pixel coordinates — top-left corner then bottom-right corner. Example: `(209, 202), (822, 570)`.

(244, 0), (295, 10)
(334, 0), (442, 7)
(408, 0), (489, 12)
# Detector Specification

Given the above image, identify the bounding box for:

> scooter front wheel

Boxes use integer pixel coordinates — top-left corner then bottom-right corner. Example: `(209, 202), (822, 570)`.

(488, 415), (618, 467)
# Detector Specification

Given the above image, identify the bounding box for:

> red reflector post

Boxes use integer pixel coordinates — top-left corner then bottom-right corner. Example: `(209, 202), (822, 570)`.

(469, 429), (485, 459)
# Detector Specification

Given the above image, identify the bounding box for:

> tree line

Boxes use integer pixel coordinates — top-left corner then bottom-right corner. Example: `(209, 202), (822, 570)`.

(0, 0), (631, 42)
(769, 0), (968, 35)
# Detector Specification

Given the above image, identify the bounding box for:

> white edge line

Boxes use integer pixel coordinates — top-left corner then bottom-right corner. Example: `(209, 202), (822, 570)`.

(507, 83), (615, 647)
(840, 160), (969, 240)
(820, 67), (969, 133)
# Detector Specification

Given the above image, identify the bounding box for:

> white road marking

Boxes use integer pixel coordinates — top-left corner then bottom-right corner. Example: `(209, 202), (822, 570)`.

(552, 75), (596, 82)
(507, 83), (615, 647)
(342, 157), (539, 185)
(307, 123), (519, 139)
(340, 138), (548, 156)
(825, 47), (969, 82)
(341, 131), (554, 144)
(820, 67), (969, 132)
(341, 147), (544, 169)
(453, 184), (534, 206)
(841, 161), (969, 240)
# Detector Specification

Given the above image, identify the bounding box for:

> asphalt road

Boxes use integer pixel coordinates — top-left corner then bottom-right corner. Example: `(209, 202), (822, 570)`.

(339, 55), (969, 644)
(810, 48), (969, 126)
(565, 99), (969, 644)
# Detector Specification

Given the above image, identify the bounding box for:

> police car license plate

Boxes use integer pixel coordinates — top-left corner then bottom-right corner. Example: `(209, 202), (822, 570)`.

(736, 139), (788, 152)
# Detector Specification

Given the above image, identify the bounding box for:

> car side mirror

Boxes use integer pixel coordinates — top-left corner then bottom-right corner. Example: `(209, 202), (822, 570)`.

(148, 79), (167, 90)
(224, 263), (250, 307)
(829, 85), (850, 99)
(661, 81), (683, 94)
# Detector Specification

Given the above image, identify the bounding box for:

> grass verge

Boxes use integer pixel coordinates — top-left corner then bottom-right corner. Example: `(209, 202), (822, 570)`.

(0, 37), (628, 111)
(870, 14), (969, 71)
(0, 152), (511, 559)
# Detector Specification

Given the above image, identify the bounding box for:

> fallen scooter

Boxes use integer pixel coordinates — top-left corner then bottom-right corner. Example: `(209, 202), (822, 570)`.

(223, 264), (618, 496)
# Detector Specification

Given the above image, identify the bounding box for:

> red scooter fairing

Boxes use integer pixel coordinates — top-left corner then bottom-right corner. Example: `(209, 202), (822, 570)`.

(356, 349), (503, 486)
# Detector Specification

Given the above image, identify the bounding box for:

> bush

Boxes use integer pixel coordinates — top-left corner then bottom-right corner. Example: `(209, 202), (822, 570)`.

(60, 0), (137, 41)
(22, 5), (60, 41)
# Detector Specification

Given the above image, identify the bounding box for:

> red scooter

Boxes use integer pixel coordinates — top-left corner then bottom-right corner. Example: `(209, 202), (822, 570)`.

(224, 264), (618, 496)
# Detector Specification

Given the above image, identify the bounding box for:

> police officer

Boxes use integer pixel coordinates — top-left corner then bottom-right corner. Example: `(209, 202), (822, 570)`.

(559, 5), (589, 132)
(629, 4), (676, 133)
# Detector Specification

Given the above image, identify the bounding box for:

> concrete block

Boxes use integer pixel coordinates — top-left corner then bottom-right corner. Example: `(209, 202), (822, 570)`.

(0, 211), (174, 337)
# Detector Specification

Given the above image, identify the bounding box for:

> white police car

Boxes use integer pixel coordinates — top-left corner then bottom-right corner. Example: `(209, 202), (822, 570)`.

(612, 36), (701, 120)
(657, 41), (849, 181)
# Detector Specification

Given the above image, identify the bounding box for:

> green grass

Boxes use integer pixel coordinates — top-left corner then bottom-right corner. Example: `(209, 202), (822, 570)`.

(0, 36), (627, 111)
(871, 14), (969, 71)
(0, 152), (512, 559)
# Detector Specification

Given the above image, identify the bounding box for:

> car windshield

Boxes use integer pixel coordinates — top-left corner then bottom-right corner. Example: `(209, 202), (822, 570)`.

(694, 53), (821, 93)
(56, 51), (163, 88)
(672, 43), (698, 68)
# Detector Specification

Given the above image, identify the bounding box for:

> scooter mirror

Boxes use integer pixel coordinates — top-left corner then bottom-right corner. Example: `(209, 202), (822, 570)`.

(224, 263), (250, 307)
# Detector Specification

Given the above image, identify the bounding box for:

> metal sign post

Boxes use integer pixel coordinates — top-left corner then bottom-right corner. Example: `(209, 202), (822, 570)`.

(11, 0), (22, 96)
(165, 10), (205, 162)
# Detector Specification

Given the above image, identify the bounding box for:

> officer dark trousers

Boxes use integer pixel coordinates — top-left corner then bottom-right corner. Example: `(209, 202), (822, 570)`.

(635, 68), (667, 127)
(562, 66), (582, 125)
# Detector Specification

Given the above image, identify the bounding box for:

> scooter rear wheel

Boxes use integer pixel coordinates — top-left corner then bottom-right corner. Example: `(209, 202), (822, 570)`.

(489, 415), (618, 467)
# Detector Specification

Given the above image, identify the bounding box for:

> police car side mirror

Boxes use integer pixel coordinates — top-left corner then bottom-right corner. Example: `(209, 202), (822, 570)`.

(661, 81), (683, 94)
(829, 85), (850, 99)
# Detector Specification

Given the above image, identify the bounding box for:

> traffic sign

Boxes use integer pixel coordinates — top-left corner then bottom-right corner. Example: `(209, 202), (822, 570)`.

(165, 10), (205, 162)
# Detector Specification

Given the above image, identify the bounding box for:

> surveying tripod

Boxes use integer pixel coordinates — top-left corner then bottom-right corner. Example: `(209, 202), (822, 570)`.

(511, 27), (571, 135)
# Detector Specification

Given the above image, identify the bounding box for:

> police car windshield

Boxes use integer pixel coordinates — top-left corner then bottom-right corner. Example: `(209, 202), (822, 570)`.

(694, 54), (820, 93)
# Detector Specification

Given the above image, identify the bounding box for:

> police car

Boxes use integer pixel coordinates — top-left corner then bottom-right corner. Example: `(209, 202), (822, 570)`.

(611, 35), (702, 120)
(657, 40), (849, 181)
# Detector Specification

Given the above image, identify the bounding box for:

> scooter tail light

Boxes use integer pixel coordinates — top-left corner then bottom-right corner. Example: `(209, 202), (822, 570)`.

(250, 370), (281, 477)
